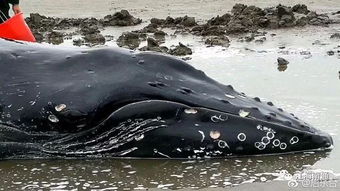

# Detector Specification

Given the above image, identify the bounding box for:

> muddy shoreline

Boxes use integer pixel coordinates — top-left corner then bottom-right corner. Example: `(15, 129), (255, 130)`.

(24, 3), (340, 58)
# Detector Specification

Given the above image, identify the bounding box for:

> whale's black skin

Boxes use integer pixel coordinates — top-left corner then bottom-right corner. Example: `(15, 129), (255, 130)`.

(0, 39), (333, 159)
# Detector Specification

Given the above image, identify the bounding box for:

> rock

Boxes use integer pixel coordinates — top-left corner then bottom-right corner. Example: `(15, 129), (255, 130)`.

(207, 13), (231, 25)
(330, 33), (340, 40)
(277, 57), (289, 65)
(154, 30), (167, 37)
(73, 38), (84, 46)
(205, 36), (230, 47)
(139, 23), (159, 33)
(154, 30), (167, 42)
(101, 10), (142, 26)
(31, 29), (43, 42)
(150, 18), (165, 25)
(79, 24), (100, 35)
(277, 5), (292, 18)
(201, 25), (227, 36)
(46, 31), (64, 45)
(169, 43), (192, 56)
(278, 64), (288, 72)
(139, 38), (168, 53)
(307, 12), (330, 26)
(279, 14), (296, 27)
(181, 16), (197, 27)
(231, 4), (247, 15)
(244, 33), (255, 42)
(146, 37), (159, 47)
(116, 32), (142, 49)
(226, 21), (248, 34)
(292, 4), (310, 15)
(83, 33), (106, 45)
(255, 37), (267, 44)
(327, 50), (335, 56)
(295, 16), (308, 26)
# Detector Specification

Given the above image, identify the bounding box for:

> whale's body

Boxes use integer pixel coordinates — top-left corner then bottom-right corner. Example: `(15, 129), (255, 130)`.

(0, 39), (333, 159)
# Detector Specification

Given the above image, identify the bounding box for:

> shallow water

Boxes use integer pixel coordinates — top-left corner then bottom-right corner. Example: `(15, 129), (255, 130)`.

(1, 0), (340, 190)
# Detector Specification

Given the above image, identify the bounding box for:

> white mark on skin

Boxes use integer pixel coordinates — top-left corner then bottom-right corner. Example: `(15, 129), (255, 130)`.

(273, 139), (280, 147)
(255, 142), (266, 150)
(154, 149), (171, 158)
(237, 133), (246, 141)
(48, 114), (59, 123)
(257, 125), (276, 133)
(198, 131), (205, 142)
(185, 108), (198, 114)
(266, 132), (275, 139)
(211, 115), (228, 122)
(134, 134), (144, 141)
(239, 110), (250, 118)
(261, 137), (270, 145)
(119, 147), (138, 156)
(218, 140), (229, 149)
(218, 114), (228, 121)
(55, 104), (67, 112)
(225, 94), (236, 99)
(290, 136), (299, 144)
(280, 143), (287, 150)
(29, 101), (36, 106)
(211, 115), (220, 122)
(210, 131), (221, 139)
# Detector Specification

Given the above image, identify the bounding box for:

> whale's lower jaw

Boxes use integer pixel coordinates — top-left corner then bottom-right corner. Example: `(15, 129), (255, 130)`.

(0, 100), (333, 159)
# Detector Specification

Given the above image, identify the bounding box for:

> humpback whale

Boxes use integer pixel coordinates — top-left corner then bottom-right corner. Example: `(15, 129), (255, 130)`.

(0, 38), (333, 159)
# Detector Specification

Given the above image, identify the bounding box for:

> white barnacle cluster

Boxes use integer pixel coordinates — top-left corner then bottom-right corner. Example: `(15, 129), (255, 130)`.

(184, 108), (198, 114)
(254, 125), (300, 151)
(55, 104), (67, 112)
(210, 114), (228, 123)
(224, 94), (236, 99)
(209, 130), (230, 149)
(239, 110), (250, 118)
(290, 136), (299, 144)
(254, 125), (277, 150)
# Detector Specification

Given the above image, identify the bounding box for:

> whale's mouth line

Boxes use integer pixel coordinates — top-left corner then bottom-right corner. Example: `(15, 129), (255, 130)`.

(103, 99), (322, 137)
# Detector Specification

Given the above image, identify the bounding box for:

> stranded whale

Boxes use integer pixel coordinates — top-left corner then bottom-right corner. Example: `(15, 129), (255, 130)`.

(0, 38), (333, 159)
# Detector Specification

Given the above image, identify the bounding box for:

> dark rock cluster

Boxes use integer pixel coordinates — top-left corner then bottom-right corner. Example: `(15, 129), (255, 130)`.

(24, 3), (337, 57)
(191, 4), (331, 37)
(25, 10), (142, 46)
